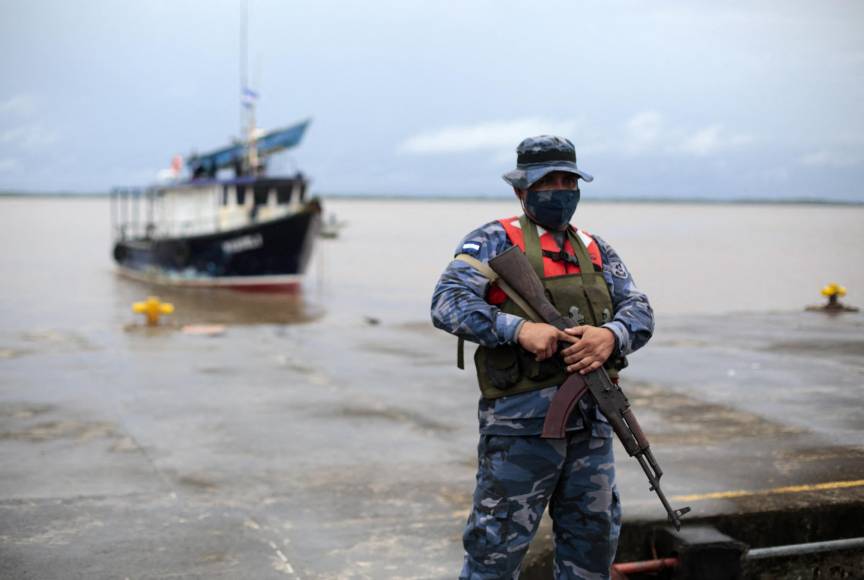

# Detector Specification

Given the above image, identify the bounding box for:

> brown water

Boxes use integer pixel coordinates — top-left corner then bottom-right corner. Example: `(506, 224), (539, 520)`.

(1, 197), (862, 336)
(1, 197), (863, 579)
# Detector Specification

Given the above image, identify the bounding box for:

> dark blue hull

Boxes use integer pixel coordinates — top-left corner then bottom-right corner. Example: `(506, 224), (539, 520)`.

(113, 202), (320, 290)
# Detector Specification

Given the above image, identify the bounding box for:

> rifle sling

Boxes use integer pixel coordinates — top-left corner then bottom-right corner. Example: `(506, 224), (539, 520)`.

(454, 253), (543, 323)
(453, 252), (589, 438)
(542, 373), (589, 439)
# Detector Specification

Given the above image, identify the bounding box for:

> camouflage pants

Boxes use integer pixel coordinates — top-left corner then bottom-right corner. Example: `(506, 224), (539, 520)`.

(460, 429), (621, 580)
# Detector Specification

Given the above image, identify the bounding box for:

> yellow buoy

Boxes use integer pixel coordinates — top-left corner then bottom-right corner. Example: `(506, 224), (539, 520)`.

(808, 282), (858, 313)
(820, 283), (847, 298)
(132, 296), (175, 326)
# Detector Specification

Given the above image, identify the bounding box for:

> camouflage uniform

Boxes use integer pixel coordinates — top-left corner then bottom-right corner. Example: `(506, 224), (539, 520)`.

(430, 136), (654, 580)
(465, 431), (619, 580)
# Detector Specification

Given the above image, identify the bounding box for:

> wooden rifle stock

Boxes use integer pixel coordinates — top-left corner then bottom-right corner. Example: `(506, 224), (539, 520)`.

(488, 246), (690, 529)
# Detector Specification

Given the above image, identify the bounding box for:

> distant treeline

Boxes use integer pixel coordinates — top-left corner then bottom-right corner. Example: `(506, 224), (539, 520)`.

(0, 191), (106, 198)
(316, 193), (864, 206)
(2, 190), (862, 206)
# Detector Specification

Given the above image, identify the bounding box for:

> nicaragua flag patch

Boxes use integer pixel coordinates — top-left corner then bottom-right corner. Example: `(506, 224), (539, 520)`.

(461, 242), (481, 255)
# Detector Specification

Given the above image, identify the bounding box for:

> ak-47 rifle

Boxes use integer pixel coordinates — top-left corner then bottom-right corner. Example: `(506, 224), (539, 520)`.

(487, 245), (691, 530)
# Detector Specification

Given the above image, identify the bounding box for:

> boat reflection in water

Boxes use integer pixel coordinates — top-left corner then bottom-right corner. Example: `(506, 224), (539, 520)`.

(111, 114), (321, 293)
(114, 278), (324, 327)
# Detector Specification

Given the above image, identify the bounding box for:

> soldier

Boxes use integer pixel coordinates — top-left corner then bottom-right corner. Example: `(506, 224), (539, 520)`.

(431, 136), (654, 579)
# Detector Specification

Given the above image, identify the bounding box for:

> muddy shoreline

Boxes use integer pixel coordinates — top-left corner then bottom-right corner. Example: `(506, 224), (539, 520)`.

(1, 309), (862, 578)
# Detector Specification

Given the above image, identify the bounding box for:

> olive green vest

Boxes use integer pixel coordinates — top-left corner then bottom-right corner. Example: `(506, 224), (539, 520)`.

(471, 216), (625, 399)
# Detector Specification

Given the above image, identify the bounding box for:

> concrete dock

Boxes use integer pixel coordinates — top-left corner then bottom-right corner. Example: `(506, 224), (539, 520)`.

(2, 306), (863, 579)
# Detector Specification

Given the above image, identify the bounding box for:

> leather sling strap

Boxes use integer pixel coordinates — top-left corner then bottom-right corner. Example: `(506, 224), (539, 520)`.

(454, 253), (543, 323)
(453, 253), (544, 369)
(541, 372), (590, 439)
(453, 251), (589, 439)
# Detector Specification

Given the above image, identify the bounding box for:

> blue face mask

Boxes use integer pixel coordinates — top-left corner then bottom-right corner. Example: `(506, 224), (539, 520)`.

(523, 188), (580, 231)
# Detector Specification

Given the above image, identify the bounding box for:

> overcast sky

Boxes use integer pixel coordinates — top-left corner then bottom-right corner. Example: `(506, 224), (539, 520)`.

(1, 0), (862, 200)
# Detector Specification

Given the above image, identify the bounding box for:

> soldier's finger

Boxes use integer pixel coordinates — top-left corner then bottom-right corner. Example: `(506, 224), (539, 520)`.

(579, 360), (603, 375)
(560, 342), (582, 356)
(567, 357), (590, 373)
(563, 326), (585, 337)
(557, 330), (578, 343)
(569, 342), (591, 357)
(566, 355), (590, 372)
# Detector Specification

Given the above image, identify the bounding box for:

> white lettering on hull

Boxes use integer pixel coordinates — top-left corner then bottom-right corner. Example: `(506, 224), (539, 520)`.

(222, 233), (264, 254)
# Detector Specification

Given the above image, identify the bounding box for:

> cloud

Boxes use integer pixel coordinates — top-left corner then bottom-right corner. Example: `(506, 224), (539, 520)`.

(0, 157), (19, 172)
(681, 125), (723, 156)
(0, 95), (36, 117)
(624, 111), (663, 152)
(622, 112), (753, 157)
(0, 124), (60, 151)
(761, 166), (789, 182)
(0, 95), (60, 154)
(397, 117), (581, 155)
(799, 150), (864, 168)
(679, 125), (754, 156)
(397, 113), (755, 166)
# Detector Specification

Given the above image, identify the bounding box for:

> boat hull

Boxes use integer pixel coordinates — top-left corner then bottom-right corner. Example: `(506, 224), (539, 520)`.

(113, 205), (320, 291)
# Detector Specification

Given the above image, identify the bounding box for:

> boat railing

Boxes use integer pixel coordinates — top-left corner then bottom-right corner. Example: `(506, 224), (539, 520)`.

(110, 185), (304, 241)
(110, 187), (154, 241)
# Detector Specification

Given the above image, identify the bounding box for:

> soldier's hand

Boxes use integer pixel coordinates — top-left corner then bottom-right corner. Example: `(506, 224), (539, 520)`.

(517, 321), (574, 361)
(561, 326), (616, 374)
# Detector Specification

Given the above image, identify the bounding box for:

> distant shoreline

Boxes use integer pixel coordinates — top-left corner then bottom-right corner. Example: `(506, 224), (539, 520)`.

(2, 190), (862, 206)
(318, 193), (864, 206)
(0, 191), (108, 198)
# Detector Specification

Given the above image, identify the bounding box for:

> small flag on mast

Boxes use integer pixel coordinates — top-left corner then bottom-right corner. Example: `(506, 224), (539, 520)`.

(242, 87), (258, 108)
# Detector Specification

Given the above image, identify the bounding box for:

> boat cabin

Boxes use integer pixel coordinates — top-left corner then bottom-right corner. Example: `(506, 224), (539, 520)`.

(111, 175), (308, 242)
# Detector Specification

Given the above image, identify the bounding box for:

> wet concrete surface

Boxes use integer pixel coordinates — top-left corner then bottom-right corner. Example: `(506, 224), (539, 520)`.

(1, 310), (863, 578)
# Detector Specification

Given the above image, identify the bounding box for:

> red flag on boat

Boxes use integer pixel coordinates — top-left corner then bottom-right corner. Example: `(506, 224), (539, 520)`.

(170, 155), (183, 176)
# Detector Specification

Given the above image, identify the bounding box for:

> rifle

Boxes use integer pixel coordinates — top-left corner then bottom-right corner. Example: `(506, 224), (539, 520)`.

(487, 245), (691, 530)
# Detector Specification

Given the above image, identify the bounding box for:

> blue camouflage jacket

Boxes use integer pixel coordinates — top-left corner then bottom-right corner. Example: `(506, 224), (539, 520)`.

(431, 218), (654, 436)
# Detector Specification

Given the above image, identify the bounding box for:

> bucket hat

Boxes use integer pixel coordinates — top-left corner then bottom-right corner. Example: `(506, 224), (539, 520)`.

(502, 135), (593, 189)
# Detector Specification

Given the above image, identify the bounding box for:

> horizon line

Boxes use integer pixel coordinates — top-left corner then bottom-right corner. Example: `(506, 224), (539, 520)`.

(1, 190), (863, 206)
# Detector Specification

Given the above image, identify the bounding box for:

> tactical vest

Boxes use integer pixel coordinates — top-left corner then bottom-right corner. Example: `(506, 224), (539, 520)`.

(472, 215), (625, 399)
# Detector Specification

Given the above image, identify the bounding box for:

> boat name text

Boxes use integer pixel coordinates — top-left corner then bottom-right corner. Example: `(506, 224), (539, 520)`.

(222, 234), (264, 254)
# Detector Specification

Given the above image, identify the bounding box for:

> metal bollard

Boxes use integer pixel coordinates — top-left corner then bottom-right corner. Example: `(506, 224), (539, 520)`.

(650, 525), (747, 580)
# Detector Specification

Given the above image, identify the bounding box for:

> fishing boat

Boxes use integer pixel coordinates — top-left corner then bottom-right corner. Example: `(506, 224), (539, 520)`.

(110, 103), (321, 292)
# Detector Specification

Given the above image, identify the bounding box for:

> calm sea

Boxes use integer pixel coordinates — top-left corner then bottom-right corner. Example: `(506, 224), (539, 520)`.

(1, 197), (863, 335)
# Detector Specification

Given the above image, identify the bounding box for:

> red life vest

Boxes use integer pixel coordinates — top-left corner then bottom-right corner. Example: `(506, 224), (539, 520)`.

(487, 216), (603, 305)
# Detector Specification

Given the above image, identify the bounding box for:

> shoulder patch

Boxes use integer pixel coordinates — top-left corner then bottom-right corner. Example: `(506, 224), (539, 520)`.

(461, 241), (481, 255)
(609, 260), (629, 279)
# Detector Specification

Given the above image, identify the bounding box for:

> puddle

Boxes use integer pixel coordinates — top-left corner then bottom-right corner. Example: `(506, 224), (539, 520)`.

(0, 420), (117, 442)
(625, 382), (804, 445)
(329, 405), (452, 433)
(0, 403), (138, 453)
(0, 403), (54, 419)
(1, 330), (100, 357)
(176, 474), (220, 492)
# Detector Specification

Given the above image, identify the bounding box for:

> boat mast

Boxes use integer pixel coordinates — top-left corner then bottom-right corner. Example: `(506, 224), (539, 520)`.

(240, 0), (259, 176)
